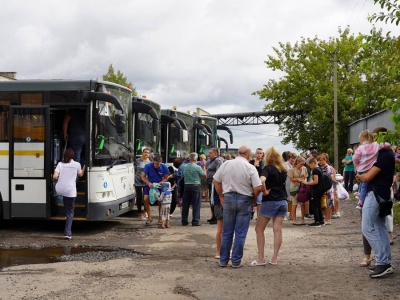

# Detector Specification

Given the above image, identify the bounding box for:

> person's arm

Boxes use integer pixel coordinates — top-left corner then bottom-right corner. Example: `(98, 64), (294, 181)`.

(78, 165), (86, 177)
(353, 148), (362, 167)
(213, 179), (224, 206)
(356, 166), (381, 182)
(53, 171), (59, 180)
(63, 115), (71, 140)
(141, 172), (152, 188)
(331, 167), (338, 184)
(304, 173), (318, 185)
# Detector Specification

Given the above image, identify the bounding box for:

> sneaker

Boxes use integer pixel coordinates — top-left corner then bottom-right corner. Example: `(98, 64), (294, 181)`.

(370, 264), (393, 278)
(208, 220), (217, 224)
(308, 222), (321, 228)
(356, 205), (362, 210)
(64, 236), (72, 239)
(232, 263), (243, 268)
(207, 218), (216, 223)
(305, 214), (313, 219)
(324, 221), (331, 225)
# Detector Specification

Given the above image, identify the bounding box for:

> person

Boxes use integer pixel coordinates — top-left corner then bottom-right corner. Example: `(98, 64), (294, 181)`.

(63, 108), (86, 165)
(213, 145), (262, 268)
(282, 151), (293, 220)
(141, 154), (170, 225)
(356, 126), (394, 278)
(303, 158), (324, 227)
(250, 147), (287, 266)
(317, 153), (338, 225)
(353, 130), (390, 209)
(53, 148), (85, 239)
(288, 156), (308, 225)
(342, 148), (355, 193)
(153, 182), (173, 229)
(134, 148), (151, 219)
(199, 154), (209, 202)
(249, 148), (264, 218)
(304, 150), (318, 218)
(182, 152), (206, 226)
(206, 148), (224, 224)
(167, 165), (178, 217)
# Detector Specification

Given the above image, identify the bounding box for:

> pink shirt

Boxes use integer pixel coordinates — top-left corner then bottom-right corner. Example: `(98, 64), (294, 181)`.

(353, 142), (390, 172)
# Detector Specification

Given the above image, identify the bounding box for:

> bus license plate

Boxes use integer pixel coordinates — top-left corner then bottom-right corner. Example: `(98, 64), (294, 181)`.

(121, 201), (129, 209)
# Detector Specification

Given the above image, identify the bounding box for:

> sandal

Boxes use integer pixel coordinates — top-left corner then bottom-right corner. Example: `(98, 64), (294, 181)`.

(145, 219), (153, 225)
(159, 225), (165, 229)
(360, 258), (372, 267)
(249, 260), (267, 267)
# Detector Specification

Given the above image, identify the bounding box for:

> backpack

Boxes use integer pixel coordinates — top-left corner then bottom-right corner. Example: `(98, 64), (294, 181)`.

(319, 167), (333, 192)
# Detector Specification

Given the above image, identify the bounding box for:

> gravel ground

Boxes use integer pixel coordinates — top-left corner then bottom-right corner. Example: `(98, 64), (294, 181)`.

(0, 199), (399, 300)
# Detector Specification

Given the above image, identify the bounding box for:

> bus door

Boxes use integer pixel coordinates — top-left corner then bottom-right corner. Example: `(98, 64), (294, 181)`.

(9, 106), (50, 218)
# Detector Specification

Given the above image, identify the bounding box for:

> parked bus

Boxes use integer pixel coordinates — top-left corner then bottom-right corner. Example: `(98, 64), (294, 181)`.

(132, 96), (160, 157)
(0, 80), (135, 221)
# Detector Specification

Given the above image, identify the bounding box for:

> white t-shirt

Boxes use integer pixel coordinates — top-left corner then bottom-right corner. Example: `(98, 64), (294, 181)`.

(55, 160), (82, 197)
(213, 156), (262, 197)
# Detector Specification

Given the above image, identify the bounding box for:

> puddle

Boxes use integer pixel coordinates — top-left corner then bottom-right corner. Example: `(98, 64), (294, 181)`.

(0, 246), (114, 269)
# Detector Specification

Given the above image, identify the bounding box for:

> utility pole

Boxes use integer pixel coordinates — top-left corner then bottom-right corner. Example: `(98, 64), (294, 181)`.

(333, 51), (338, 171)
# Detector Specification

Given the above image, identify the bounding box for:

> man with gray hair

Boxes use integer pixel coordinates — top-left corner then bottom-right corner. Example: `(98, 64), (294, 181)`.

(182, 152), (206, 226)
(213, 145), (262, 267)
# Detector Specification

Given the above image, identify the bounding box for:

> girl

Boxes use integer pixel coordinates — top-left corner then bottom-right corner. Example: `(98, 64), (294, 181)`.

(154, 182), (173, 228)
(303, 158), (324, 227)
(288, 156), (308, 225)
(53, 148), (85, 239)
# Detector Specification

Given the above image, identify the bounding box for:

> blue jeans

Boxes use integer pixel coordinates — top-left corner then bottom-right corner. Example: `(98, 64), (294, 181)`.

(182, 185), (201, 225)
(220, 192), (252, 266)
(358, 181), (369, 203)
(63, 197), (75, 237)
(69, 134), (86, 165)
(362, 191), (391, 265)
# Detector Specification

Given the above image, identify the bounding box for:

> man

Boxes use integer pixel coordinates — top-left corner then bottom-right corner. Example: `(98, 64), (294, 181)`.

(357, 127), (394, 278)
(213, 145), (262, 268)
(182, 152), (206, 226)
(141, 154), (170, 225)
(63, 108), (86, 165)
(249, 148), (264, 218)
(206, 148), (224, 224)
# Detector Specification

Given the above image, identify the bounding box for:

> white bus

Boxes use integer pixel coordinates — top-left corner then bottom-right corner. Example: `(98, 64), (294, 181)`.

(0, 80), (136, 221)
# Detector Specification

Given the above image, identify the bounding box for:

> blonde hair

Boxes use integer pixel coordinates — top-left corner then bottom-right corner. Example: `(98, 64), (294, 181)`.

(199, 154), (206, 160)
(317, 153), (330, 164)
(359, 130), (374, 143)
(294, 156), (305, 167)
(264, 147), (287, 173)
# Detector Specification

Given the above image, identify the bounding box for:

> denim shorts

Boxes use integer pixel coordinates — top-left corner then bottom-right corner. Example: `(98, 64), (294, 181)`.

(259, 200), (288, 218)
(143, 185), (162, 195)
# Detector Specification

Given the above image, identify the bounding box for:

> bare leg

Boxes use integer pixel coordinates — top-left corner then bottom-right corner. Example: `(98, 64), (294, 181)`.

(271, 216), (284, 264)
(255, 215), (270, 262)
(143, 195), (151, 219)
(305, 201), (310, 215)
(291, 204), (297, 223)
(300, 203), (306, 223)
(215, 219), (223, 257)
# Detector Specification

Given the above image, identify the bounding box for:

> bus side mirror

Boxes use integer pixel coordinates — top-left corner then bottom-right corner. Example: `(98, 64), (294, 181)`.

(152, 119), (159, 136)
(115, 113), (126, 134)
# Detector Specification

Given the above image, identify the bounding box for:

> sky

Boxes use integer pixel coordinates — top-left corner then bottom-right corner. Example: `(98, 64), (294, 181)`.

(2, 0), (399, 154)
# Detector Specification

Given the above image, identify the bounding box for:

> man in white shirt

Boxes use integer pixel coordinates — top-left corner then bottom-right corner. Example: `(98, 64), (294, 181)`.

(213, 145), (262, 268)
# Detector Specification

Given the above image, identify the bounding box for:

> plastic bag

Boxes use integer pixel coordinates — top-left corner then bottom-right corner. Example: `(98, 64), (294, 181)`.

(149, 183), (161, 204)
(336, 182), (349, 200)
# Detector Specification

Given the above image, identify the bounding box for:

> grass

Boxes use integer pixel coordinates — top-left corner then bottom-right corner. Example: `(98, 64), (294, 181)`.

(394, 200), (400, 225)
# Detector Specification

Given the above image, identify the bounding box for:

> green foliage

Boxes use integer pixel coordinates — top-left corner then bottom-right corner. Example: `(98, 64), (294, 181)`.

(253, 28), (385, 165)
(369, 0), (400, 25)
(102, 64), (137, 96)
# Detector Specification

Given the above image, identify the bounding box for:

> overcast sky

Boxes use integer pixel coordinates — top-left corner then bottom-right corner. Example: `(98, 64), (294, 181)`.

(2, 0), (399, 154)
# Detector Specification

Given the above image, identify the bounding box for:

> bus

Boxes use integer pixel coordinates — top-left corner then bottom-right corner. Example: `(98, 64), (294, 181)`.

(194, 115), (217, 155)
(132, 96), (160, 157)
(161, 109), (194, 163)
(0, 80), (135, 221)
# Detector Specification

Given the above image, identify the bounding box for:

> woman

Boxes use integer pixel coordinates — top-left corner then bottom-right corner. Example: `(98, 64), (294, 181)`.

(250, 147), (287, 266)
(134, 148), (151, 219)
(53, 148), (85, 239)
(317, 153), (338, 225)
(341, 148), (355, 193)
(199, 154), (209, 202)
(288, 156), (308, 225)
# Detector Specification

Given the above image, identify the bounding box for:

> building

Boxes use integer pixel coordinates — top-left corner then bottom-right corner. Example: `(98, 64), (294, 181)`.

(0, 72), (17, 81)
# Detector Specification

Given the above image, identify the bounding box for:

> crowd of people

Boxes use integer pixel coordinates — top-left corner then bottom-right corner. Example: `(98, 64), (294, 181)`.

(132, 126), (396, 278)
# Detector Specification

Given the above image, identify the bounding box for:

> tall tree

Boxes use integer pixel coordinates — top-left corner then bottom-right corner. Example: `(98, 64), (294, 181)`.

(102, 64), (137, 96)
(254, 28), (382, 163)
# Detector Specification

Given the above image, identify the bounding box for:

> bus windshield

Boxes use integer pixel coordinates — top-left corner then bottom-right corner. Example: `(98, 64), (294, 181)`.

(93, 84), (132, 166)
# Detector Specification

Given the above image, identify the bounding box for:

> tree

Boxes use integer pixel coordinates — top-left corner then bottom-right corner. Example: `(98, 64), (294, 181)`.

(102, 64), (137, 96)
(254, 28), (383, 163)
(363, 0), (400, 144)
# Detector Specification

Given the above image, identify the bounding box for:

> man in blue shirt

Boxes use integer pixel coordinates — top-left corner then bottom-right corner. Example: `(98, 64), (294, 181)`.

(141, 154), (170, 225)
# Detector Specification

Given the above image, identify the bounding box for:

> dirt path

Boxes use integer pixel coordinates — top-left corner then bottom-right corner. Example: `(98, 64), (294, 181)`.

(0, 199), (398, 300)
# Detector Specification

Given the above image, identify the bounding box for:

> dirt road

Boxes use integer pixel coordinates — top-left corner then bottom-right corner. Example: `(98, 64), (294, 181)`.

(0, 199), (398, 300)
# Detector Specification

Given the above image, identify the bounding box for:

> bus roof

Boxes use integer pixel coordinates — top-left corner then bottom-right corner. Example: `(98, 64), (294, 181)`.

(0, 79), (131, 93)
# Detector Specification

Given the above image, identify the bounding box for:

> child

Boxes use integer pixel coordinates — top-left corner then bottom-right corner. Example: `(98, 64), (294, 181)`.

(303, 158), (324, 227)
(153, 182), (173, 228)
(353, 130), (390, 208)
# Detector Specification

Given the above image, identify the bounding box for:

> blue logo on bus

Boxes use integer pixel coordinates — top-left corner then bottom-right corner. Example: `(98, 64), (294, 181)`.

(103, 182), (108, 188)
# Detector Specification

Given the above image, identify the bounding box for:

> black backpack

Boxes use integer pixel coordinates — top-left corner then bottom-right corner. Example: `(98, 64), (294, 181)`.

(319, 167), (333, 192)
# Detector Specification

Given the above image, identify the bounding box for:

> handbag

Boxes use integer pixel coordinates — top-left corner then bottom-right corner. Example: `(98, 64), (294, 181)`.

(336, 182), (349, 200)
(374, 192), (393, 218)
(289, 186), (299, 196)
(296, 183), (310, 203)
